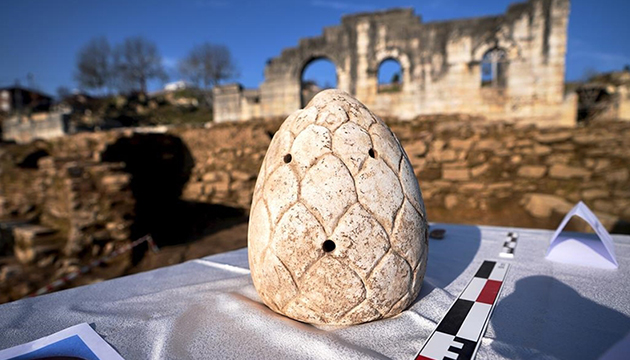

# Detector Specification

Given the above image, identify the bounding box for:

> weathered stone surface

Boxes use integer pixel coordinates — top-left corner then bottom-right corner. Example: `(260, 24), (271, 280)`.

(443, 168), (470, 181)
(546, 153), (572, 165)
(488, 182), (513, 190)
(450, 138), (474, 151)
(549, 164), (590, 179)
(402, 141), (428, 157)
(101, 174), (130, 189)
(460, 182), (485, 191)
(594, 159), (611, 171)
(517, 165), (547, 179)
(532, 145), (552, 156)
(593, 200), (615, 214)
(444, 194), (459, 210)
(476, 139), (502, 151)
(231, 170), (253, 181)
(184, 182), (204, 197)
(214, 2), (572, 126)
(573, 133), (602, 145)
(606, 168), (629, 183)
(443, 161), (468, 169)
(471, 163), (490, 177)
(333, 122), (372, 176)
(248, 90), (428, 325)
(582, 189), (609, 200)
(429, 148), (457, 163)
(535, 132), (572, 144)
(515, 139), (533, 147)
(521, 193), (573, 218)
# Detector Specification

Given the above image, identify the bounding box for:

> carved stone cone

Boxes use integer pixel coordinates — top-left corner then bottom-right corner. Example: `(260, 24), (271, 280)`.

(248, 89), (428, 325)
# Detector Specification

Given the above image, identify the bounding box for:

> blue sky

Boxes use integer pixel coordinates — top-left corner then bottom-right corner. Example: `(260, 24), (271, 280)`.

(1, 0), (629, 96)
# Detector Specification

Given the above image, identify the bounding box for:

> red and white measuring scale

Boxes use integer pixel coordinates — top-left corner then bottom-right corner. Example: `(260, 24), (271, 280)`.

(415, 260), (509, 360)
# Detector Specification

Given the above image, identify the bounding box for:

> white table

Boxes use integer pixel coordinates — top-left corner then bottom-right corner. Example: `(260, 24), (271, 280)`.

(1, 224), (629, 359)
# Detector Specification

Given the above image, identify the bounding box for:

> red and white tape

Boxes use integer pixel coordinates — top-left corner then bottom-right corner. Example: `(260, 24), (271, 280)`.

(415, 261), (509, 360)
(28, 234), (159, 298)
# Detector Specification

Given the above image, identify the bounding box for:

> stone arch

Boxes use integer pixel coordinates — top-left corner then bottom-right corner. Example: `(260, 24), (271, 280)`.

(377, 58), (403, 93)
(294, 54), (342, 81)
(298, 56), (340, 107)
(473, 37), (520, 63)
(372, 48), (412, 91)
(480, 47), (509, 88)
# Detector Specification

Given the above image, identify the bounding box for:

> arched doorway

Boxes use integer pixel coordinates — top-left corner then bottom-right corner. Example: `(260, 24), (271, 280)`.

(300, 57), (337, 107)
(378, 58), (403, 93)
(481, 48), (508, 88)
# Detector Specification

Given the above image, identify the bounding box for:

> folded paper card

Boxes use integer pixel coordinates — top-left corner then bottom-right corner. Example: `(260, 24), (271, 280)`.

(546, 201), (618, 269)
(0, 323), (124, 360)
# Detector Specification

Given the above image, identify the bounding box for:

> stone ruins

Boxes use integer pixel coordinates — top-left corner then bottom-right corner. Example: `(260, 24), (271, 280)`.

(2, 114), (630, 302)
(214, 0), (575, 126)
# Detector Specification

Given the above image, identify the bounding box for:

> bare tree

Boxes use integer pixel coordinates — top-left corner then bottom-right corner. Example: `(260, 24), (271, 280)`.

(74, 37), (112, 94)
(114, 37), (168, 93)
(179, 43), (237, 88)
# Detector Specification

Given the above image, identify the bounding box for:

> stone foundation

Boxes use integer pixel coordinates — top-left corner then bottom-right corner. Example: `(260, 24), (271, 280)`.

(2, 115), (629, 302)
(3, 116), (628, 237)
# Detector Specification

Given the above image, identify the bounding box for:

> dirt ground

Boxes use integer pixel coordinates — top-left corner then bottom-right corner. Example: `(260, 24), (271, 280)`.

(129, 221), (249, 274)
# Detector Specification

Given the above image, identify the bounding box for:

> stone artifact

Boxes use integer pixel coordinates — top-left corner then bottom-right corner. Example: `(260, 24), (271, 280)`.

(248, 90), (428, 325)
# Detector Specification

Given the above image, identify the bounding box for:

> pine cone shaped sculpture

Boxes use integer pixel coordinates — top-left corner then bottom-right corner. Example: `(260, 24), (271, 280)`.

(248, 89), (428, 325)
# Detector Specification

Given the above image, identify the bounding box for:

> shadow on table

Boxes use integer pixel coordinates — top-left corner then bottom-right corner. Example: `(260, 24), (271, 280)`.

(416, 224), (482, 302)
(491, 275), (630, 359)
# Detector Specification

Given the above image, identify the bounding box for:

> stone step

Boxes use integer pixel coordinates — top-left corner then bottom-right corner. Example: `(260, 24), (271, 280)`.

(14, 244), (60, 264)
(13, 224), (58, 245)
(12, 224), (63, 264)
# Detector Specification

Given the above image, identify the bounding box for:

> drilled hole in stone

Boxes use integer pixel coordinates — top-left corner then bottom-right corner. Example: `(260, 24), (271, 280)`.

(283, 154), (292, 163)
(322, 239), (336, 252)
(368, 148), (377, 158)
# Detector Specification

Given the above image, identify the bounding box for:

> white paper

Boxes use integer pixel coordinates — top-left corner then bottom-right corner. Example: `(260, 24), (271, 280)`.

(546, 201), (618, 269)
(0, 322), (124, 360)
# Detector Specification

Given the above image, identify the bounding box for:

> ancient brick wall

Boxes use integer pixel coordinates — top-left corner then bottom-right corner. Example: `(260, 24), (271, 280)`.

(1, 117), (629, 301)
(2, 112), (70, 144)
(37, 157), (134, 257)
(172, 120), (281, 210)
(392, 117), (630, 230)
(215, 0), (574, 126)
(177, 117), (630, 231)
(2, 116), (628, 243)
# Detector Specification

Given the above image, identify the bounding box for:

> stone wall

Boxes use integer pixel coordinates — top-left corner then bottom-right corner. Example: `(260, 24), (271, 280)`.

(0, 140), (135, 301)
(578, 70), (630, 122)
(0, 145), (135, 263)
(212, 84), (262, 123)
(215, 0), (574, 126)
(1, 116), (629, 302)
(2, 116), (629, 242)
(37, 157), (134, 258)
(172, 120), (281, 210)
(390, 117), (629, 230)
(170, 117), (630, 231)
(2, 112), (70, 144)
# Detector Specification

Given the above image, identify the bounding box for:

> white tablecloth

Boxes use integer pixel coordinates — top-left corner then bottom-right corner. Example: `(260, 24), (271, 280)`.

(1, 224), (629, 359)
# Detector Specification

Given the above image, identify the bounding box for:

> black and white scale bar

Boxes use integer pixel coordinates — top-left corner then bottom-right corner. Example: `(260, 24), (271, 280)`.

(499, 232), (519, 258)
(415, 261), (509, 360)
